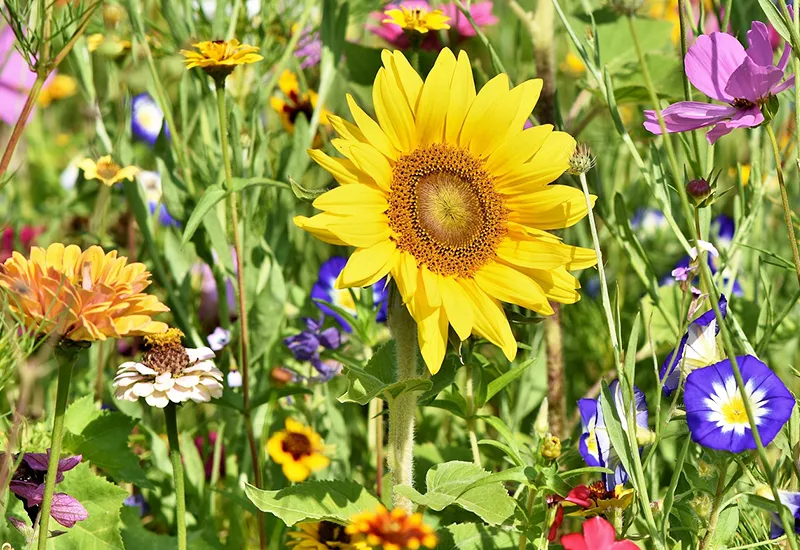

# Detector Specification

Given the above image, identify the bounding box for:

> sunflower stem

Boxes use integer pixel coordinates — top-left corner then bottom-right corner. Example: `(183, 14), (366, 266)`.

(765, 124), (800, 287)
(387, 283), (418, 513)
(215, 80), (267, 550)
(464, 362), (481, 468)
(36, 342), (80, 550)
(164, 403), (187, 550)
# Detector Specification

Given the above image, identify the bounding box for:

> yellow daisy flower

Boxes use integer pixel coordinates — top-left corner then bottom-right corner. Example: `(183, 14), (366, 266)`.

(180, 39), (263, 80)
(288, 521), (368, 549)
(78, 156), (139, 187)
(296, 48), (597, 373)
(38, 75), (78, 107)
(566, 481), (635, 517)
(383, 6), (451, 34)
(346, 506), (437, 550)
(270, 70), (331, 134)
(0, 243), (169, 341)
(267, 418), (329, 482)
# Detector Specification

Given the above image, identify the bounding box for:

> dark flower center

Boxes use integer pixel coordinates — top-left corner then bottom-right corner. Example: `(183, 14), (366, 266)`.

(732, 97), (755, 109)
(143, 343), (190, 375)
(318, 521), (351, 544)
(12, 459), (45, 485)
(96, 161), (122, 180)
(282, 432), (313, 460)
(284, 96), (315, 125)
(589, 480), (611, 501)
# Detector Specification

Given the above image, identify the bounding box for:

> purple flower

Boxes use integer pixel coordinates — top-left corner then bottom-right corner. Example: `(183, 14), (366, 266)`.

(711, 214), (735, 248)
(283, 317), (341, 362)
(194, 432), (225, 481)
(8, 452), (88, 528)
(644, 21), (794, 144)
(769, 489), (800, 538)
(685, 355), (793, 453)
(311, 256), (388, 332)
(295, 30), (322, 69)
(123, 493), (149, 517)
(311, 357), (342, 382)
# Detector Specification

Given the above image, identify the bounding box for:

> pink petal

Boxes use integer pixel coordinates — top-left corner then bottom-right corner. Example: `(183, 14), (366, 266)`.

(560, 533), (589, 550)
(9, 481), (44, 506)
(581, 517), (617, 547)
(50, 493), (89, 528)
(643, 101), (737, 134)
(706, 106), (763, 144)
(21, 453), (50, 471)
(610, 542), (640, 550)
(746, 21), (774, 66)
(772, 75), (795, 95)
(57, 455), (82, 473)
(725, 56), (783, 102)
(685, 31), (747, 102)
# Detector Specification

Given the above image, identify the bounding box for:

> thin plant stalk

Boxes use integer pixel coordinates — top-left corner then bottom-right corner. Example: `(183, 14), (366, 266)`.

(698, 463), (728, 550)
(386, 284), (418, 512)
(720, 0), (733, 32)
(765, 124), (800, 287)
(464, 363), (481, 468)
(628, 12), (800, 547)
(214, 81), (266, 550)
(677, 0), (702, 169)
(164, 403), (187, 550)
(518, 487), (536, 550)
(36, 345), (78, 550)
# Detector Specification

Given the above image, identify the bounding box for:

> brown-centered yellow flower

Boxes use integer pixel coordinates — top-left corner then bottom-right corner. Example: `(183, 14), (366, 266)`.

(267, 418), (329, 482)
(565, 481), (635, 518)
(296, 48), (597, 373)
(180, 39), (263, 80)
(77, 155), (139, 186)
(270, 70), (331, 134)
(288, 521), (368, 550)
(382, 6), (451, 34)
(0, 243), (169, 341)
(346, 506), (437, 550)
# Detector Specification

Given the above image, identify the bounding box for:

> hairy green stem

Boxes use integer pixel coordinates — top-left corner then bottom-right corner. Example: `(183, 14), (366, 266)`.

(36, 344), (78, 550)
(165, 404), (187, 550)
(699, 464), (728, 550)
(215, 81), (266, 550)
(464, 363), (481, 468)
(387, 284), (418, 512)
(765, 124), (800, 287)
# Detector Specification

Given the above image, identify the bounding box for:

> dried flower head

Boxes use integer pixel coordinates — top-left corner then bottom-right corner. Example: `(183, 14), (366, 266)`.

(180, 39), (263, 81)
(568, 143), (596, 175)
(112, 328), (223, 408)
(267, 418), (329, 482)
(346, 505), (437, 550)
(78, 155), (139, 186)
(0, 243), (169, 341)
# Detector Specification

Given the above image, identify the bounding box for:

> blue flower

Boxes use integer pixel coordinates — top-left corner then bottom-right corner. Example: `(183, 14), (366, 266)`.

(660, 295), (727, 397)
(310, 256), (388, 332)
(578, 380), (649, 491)
(769, 490), (800, 538)
(711, 214), (735, 248)
(685, 355), (794, 453)
(131, 93), (169, 146)
(631, 207), (667, 237)
(124, 493), (149, 517)
(283, 317), (341, 362)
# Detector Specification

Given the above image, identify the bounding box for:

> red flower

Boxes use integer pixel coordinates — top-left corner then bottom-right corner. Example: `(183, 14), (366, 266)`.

(561, 517), (638, 550)
(547, 485), (593, 541)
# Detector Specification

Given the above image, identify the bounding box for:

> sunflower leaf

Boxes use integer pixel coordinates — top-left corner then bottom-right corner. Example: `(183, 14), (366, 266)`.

(244, 480), (380, 526)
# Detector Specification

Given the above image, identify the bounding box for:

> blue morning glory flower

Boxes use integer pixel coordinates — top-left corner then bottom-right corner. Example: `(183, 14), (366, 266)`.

(631, 207), (667, 237)
(685, 355), (794, 453)
(578, 380), (649, 491)
(207, 326), (231, 351)
(310, 256), (388, 332)
(131, 93), (169, 146)
(711, 214), (735, 248)
(769, 490), (800, 538)
(660, 295), (727, 397)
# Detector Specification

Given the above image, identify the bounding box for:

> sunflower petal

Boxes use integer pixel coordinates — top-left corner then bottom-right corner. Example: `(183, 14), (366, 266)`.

(416, 48), (457, 145)
(474, 262), (554, 315)
(336, 240), (399, 288)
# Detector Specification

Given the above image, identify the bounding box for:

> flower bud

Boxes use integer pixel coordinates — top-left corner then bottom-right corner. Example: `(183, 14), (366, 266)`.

(227, 369), (243, 388)
(690, 493), (713, 518)
(567, 143), (596, 176)
(540, 434), (562, 460)
(636, 425), (656, 447)
(102, 4), (125, 29)
(534, 398), (549, 439)
(686, 178), (712, 203)
(270, 366), (295, 387)
(755, 484), (774, 500)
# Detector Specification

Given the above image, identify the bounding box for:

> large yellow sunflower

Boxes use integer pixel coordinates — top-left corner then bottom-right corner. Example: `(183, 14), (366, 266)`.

(296, 48), (597, 373)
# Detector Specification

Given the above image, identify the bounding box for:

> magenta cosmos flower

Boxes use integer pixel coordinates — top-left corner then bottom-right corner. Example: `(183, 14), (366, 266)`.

(440, 1), (498, 38)
(644, 21), (794, 144)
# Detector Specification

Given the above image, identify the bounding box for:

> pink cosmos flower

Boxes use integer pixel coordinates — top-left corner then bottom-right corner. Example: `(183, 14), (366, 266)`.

(643, 21), (794, 144)
(561, 517), (638, 550)
(368, 1), (497, 49)
(0, 26), (52, 127)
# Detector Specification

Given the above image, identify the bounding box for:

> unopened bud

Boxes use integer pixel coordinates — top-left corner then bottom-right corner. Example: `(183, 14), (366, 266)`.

(534, 398), (549, 438)
(567, 143), (596, 176)
(696, 459), (714, 478)
(636, 425), (655, 447)
(686, 178), (713, 206)
(541, 434), (562, 460)
(755, 484), (774, 500)
(270, 366), (294, 387)
(690, 493), (713, 518)
(102, 3), (124, 28)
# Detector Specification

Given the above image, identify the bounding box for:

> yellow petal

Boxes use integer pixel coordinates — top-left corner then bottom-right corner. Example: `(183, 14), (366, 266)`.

(312, 183), (388, 216)
(283, 460), (311, 482)
(525, 266), (582, 304)
(278, 70), (299, 97)
(495, 237), (571, 270)
(308, 149), (372, 187)
(507, 79), (543, 135)
(444, 50), (477, 144)
(458, 73), (509, 149)
(347, 94), (397, 160)
(382, 50), (423, 113)
(393, 252), (419, 305)
(469, 80), (542, 159)
(484, 125), (553, 177)
(293, 215), (349, 246)
(416, 48), (457, 145)
(345, 143), (393, 192)
(496, 131), (577, 193)
(419, 267), (442, 308)
(329, 115), (368, 143)
(460, 279), (517, 361)
(440, 277), (473, 341)
(417, 304), (448, 374)
(374, 68), (416, 153)
(505, 186), (593, 229)
(297, 212), (391, 248)
(336, 240), (399, 288)
(474, 261), (554, 315)
(564, 245), (598, 270)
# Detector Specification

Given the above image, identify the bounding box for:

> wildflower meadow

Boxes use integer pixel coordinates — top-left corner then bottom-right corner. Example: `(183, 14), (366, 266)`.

(4, 0), (800, 548)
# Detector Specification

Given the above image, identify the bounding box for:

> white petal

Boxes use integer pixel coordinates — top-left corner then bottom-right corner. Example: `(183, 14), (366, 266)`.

(134, 363), (158, 375)
(186, 347), (215, 362)
(145, 392), (170, 408)
(132, 382), (155, 397)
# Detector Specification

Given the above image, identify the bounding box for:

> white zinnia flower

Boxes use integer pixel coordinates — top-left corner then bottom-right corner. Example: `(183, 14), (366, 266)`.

(113, 329), (224, 408)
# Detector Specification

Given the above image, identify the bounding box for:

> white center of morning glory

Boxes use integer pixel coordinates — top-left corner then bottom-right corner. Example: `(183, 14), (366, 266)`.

(704, 377), (769, 436)
(134, 101), (164, 135)
(683, 319), (718, 371)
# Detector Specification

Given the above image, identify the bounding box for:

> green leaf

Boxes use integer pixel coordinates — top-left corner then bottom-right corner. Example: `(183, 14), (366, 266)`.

(339, 341), (432, 405)
(394, 461), (515, 525)
(288, 176), (327, 201)
(181, 184), (227, 244)
(484, 359), (533, 404)
(64, 395), (102, 434)
(758, 0), (792, 43)
(435, 523), (520, 549)
(47, 462), (127, 550)
(120, 507), (223, 550)
(479, 415), (522, 466)
(708, 506), (739, 549)
(244, 480), (381, 526)
(598, 381), (636, 491)
(419, 354), (460, 405)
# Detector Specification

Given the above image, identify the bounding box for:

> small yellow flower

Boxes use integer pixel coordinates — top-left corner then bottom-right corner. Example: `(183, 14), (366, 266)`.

(38, 75), (78, 107)
(180, 39), (263, 80)
(383, 6), (451, 34)
(561, 52), (586, 76)
(78, 156), (139, 187)
(270, 70), (331, 134)
(87, 33), (132, 55)
(346, 506), (437, 550)
(267, 419), (329, 482)
(288, 521), (368, 549)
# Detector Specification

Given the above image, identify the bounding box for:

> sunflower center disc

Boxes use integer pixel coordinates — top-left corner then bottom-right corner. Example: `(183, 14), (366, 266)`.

(388, 143), (507, 278)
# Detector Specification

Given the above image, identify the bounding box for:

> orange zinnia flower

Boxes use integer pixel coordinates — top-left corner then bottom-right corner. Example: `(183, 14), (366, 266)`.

(0, 243), (169, 341)
(346, 506), (437, 550)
